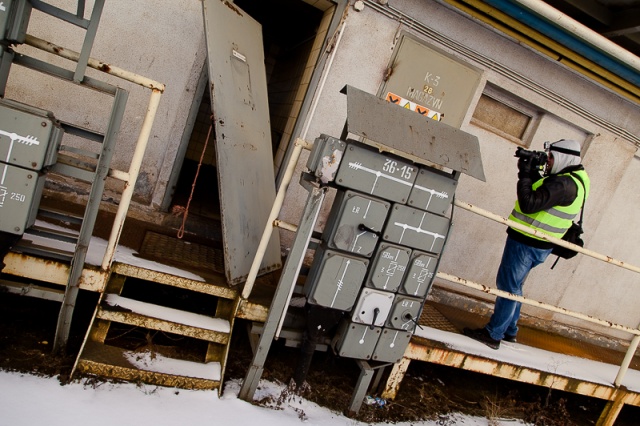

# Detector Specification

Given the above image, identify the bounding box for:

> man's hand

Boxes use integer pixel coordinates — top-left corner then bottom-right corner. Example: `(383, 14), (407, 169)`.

(518, 157), (533, 174)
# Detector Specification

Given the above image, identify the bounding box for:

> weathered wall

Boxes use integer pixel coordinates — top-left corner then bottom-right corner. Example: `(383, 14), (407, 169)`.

(6, 0), (205, 208)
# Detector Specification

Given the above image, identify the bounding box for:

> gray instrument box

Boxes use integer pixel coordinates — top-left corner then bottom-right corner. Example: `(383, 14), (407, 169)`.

(305, 247), (369, 311)
(408, 167), (457, 216)
(399, 250), (438, 298)
(0, 163), (45, 234)
(386, 294), (423, 331)
(335, 142), (417, 203)
(0, 99), (63, 171)
(306, 134), (346, 184)
(351, 287), (395, 327)
(383, 204), (449, 254)
(324, 190), (390, 258)
(332, 319), (381, 360)
(365, 242), (411, 293)
(372, 329), (412, 363)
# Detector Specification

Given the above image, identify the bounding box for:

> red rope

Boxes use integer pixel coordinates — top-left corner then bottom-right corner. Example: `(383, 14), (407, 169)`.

(177, 116), (214, 239)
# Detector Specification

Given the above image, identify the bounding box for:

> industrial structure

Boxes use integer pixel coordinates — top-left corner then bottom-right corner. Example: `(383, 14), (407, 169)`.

(1, 1), (640, 424)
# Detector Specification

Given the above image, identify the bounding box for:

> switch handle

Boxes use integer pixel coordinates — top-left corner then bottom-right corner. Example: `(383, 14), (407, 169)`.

(358, 223), (380, 236)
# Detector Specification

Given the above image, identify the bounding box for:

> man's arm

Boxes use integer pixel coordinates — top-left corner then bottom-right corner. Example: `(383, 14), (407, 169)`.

(517, 174), (578, 214)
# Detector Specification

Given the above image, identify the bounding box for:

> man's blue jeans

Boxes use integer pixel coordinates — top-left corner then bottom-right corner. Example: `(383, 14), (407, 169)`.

(486, 235), (552, 341)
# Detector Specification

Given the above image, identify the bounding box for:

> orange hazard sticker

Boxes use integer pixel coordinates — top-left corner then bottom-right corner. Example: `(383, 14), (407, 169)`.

(386, 93), (401, 104)
(385, 92), (441, 121)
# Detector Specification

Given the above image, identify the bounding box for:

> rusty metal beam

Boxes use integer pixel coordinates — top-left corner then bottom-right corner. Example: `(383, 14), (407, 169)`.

(382, 339), (640, 407)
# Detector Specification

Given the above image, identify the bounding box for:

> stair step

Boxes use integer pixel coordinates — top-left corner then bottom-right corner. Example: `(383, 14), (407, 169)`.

(111, 263), (237, 299)
(38, 206), (84, 225)
(99, 294), (230, 344)
(11, 239), (74, 263)
(0, 279), (65, 302)
(27, 224), (79, 244)
(76, 341), (221, 390)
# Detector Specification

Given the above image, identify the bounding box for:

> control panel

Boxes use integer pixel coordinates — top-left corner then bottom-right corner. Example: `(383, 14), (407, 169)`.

(304, 135), (459, 363)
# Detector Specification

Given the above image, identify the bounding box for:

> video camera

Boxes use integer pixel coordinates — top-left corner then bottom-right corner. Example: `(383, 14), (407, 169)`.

(514, 146), (548, 169)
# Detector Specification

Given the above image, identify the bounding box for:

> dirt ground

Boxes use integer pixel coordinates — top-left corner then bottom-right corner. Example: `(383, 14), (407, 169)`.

(1, 291), (639, 426)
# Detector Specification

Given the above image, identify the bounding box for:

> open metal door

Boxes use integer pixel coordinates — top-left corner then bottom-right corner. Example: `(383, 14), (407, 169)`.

(202, 0), (281, 285)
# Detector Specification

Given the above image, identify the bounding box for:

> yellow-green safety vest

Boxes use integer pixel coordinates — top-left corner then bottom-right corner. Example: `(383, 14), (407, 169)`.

(509, 170), (590, 241)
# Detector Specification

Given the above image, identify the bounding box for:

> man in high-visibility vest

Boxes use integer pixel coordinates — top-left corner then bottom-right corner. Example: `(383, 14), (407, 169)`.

(464, 139), (590, 349)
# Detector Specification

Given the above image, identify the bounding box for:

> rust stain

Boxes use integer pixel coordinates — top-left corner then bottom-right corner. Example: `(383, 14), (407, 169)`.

(223, 0), (243, 16)
(98, 62), (111, 72)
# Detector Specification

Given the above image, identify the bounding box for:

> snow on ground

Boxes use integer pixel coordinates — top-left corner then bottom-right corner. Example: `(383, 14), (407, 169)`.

(0, 370), (531, 426)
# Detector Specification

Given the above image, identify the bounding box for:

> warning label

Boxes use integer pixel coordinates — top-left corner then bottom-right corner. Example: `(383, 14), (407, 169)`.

(385, 92), (442, 121)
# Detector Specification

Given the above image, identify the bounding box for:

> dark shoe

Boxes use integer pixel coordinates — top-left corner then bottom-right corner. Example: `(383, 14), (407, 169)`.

(463, 327), (500, 350)
(503, 334), (517, 343)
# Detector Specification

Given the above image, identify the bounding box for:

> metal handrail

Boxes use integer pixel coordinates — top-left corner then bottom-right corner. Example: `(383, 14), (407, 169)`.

(449, 198), (640, 388)
(23, 34), (166, 271)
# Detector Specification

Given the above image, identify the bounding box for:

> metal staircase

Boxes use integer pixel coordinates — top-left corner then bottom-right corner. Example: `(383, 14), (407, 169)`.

(72, 270), (239, 392)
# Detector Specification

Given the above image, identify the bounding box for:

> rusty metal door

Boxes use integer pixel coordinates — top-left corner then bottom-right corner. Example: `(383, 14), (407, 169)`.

(202, 0), (281, 285)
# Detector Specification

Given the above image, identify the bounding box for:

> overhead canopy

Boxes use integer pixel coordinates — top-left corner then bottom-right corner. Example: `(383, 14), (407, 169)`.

(341, 85), (486, 182)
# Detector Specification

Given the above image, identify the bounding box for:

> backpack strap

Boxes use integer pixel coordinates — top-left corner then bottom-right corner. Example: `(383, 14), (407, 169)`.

(568, 172), (585, 227)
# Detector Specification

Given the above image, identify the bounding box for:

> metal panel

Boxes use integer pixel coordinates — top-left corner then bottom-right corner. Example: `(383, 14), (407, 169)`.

(0, 99), (62, 170)
(335, 143), (417, 203)
(365, 242), (411, 292)
(0, 163), (45, 234)
(372, 329), (411, 363)
(383, 204), (450, 254)
(379, 35), (482, 129)
(351, 288), (395, 327)
(386, 295), (422, 331)
(399, 250), (437, 298)
(202, 0), (281, 285)
(333, 320), (381, 360)
(323, 190), (390, 258)
(408, 167), (458, 215)
(305, 247), (369, 311)
(341, 85), (486, 182)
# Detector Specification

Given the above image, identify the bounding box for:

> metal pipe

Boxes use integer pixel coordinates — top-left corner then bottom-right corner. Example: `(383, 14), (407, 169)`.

(273, 219), (298, 233)
(24, 35), (165, 91)
(276, 23), (345, 181)
(614, 332), (640, 386)
(242, 138), (311, 299)
(101, 89), (163, 269)
(436, 271), (640, 336)
(300, 22), (345, 140)
(453, 199), (640, 274)
(510, 0), (640, 74)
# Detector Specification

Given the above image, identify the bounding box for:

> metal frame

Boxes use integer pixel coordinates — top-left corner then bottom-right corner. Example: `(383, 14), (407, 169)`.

(239, 176), (327, 401)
